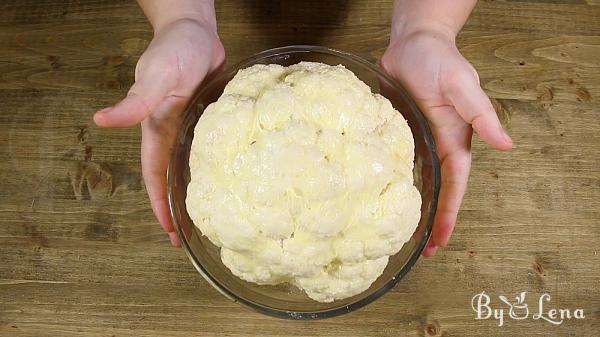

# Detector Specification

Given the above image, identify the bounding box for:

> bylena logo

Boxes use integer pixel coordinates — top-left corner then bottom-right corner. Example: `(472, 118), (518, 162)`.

(471, 291), (585, 327)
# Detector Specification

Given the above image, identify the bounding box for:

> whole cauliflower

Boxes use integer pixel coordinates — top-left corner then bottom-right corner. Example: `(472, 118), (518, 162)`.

(186, 62), (421, 302)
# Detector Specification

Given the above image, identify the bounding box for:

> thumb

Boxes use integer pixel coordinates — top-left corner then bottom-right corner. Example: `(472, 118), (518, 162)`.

(94, 76), (174, 128)
(445, 65), (513, 151)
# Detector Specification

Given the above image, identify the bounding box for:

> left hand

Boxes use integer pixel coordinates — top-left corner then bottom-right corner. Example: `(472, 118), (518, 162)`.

(94, 18), (225, 246)
(381, 28), (513, 256)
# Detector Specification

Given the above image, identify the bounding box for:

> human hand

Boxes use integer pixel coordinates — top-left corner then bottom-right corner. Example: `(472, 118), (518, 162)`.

(382, 28), (512, 256)
(94, 18), (225, 246)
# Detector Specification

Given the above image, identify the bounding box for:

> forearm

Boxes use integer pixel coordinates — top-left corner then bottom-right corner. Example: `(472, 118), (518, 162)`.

(391, 0), (477, 42)
(137, 0), (217, 32)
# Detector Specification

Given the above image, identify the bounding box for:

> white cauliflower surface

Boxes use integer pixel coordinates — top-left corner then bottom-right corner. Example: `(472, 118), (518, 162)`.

(186, 62), (421, 303)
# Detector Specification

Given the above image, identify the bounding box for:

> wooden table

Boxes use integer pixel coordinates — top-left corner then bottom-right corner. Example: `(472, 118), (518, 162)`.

(1, 1), (599, 336)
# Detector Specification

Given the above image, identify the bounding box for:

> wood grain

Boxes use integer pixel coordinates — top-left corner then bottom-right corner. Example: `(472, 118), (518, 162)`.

(1, 0), (599, 336)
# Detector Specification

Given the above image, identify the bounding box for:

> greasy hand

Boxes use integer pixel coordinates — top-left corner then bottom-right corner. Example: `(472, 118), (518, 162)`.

(382, 29), (512, 256)
(94, 18), (225, 246)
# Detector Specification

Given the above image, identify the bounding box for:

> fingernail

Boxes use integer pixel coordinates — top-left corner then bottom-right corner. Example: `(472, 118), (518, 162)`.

(429, 246), (438, 256)
(96, 107), (112, 115)
(168, 232), (179, 246)
(502, 130), (513, 146)
(423, 245), (438, 257)
(437, 234), (451, 247)
(93, 108), (112, 125)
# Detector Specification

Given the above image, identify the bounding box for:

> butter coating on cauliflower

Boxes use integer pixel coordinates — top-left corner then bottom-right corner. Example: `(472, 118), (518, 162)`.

(186, 62), (421, 302)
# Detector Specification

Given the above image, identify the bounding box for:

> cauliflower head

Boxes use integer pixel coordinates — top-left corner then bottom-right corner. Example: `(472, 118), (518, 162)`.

(186, 62), (421, 302)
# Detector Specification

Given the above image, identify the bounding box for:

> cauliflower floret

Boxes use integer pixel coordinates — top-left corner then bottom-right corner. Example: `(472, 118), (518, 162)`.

(296, 256), (390, 303)
(187, 62), (421, 302)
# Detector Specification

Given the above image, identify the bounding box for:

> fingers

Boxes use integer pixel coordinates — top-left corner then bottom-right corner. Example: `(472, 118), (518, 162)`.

(445, 66), (513, 152)
(422, 239), (438, 257)
(94, 74), (176, 128)
(141, 96), (188, 247)
(432, 139), (472, 249)
(419, 117), (472, 257)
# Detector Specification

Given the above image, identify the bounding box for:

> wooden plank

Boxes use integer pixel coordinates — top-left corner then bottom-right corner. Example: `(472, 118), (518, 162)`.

(0, 0), (599, 336)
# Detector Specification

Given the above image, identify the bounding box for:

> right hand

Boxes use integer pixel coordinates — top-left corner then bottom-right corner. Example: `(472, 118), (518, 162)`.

(382, 28), (512, 256)
(93, 18), (225, 246)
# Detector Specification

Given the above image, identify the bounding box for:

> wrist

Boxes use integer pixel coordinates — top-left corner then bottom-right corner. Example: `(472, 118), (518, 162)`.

(153, 16), (217, 36)
(390, 21), (456, 47)
(389, 0), (477, 46)
(138, 0), (217, 34)
(152, 11), (217, 35)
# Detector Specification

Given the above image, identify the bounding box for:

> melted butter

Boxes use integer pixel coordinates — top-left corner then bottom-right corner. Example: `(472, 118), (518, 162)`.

(186, 62), (421, 302)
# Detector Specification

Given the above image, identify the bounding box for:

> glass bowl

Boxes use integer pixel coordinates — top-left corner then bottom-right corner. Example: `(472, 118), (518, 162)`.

(168, 45), (440, 319)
